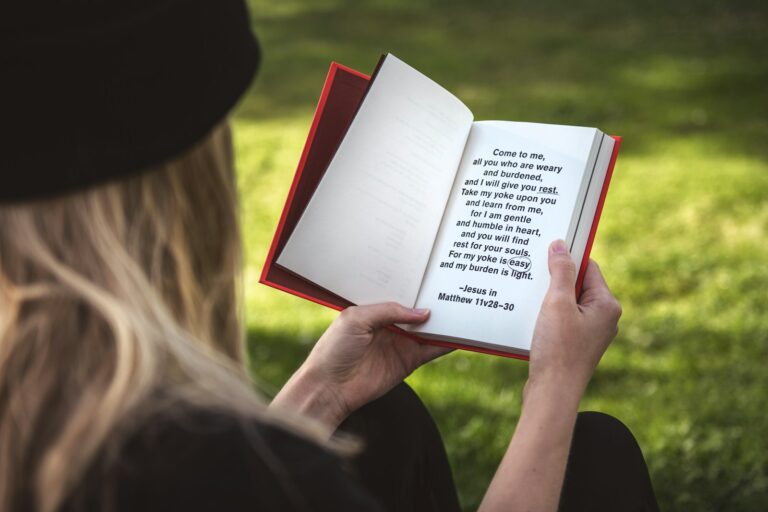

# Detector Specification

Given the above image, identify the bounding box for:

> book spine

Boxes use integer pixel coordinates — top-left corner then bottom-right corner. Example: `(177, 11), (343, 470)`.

(574, 136), (622, 294)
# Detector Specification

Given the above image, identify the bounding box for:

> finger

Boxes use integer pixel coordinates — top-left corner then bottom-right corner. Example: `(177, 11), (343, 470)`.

(581, 260), (609, 294)
(579, 260), (613, 305)
(546, 239), (577, 299)
(579, 261), (622, 322)
(417, 343), (454, 363)
(345, 302), (430, 330)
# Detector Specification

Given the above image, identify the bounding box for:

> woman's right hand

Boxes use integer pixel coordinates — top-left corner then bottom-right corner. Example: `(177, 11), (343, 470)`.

(527, 239), (622, 398)
(479, 241), (622, 512)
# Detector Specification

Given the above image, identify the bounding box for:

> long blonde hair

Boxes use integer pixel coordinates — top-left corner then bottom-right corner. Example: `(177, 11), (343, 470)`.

(0, 122), (299, 511)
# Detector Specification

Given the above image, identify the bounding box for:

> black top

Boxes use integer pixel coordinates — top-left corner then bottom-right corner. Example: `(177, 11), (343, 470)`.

(61, 408), (384, 512)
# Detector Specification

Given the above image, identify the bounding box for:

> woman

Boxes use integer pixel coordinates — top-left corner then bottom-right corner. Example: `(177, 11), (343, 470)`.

(1, 1), (658, 511)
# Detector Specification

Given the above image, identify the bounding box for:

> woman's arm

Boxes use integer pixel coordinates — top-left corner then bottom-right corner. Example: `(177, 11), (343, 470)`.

(479, 241), (622, 512)
(480, 379), (581, 512)
(271, 303), (449, 430)
(273, 239), (621, 512)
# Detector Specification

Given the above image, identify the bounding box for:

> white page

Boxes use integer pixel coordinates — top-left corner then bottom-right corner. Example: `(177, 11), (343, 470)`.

(411, 121), (600, 351)
(277, 55), (474, 306)
(570, 133), (615, 263)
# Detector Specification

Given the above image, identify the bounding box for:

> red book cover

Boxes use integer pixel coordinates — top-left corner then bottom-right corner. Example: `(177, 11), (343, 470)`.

(260, 61), (621, 360)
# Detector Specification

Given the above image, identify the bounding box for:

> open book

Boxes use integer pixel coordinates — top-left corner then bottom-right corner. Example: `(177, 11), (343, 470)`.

(261, 54), (621, 359)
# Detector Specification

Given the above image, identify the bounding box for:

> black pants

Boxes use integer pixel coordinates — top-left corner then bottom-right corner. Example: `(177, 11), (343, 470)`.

(338, 382), (659, 512)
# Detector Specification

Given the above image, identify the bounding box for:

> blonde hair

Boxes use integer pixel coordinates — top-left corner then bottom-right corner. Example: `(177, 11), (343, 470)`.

(0, 122), (318, 511)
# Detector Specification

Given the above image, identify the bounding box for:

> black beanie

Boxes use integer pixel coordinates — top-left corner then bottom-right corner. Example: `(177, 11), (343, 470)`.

(0, 0), (261, 203)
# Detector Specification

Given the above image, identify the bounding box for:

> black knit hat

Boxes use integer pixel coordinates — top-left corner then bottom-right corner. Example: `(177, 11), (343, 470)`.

(0, 0), (261, 203)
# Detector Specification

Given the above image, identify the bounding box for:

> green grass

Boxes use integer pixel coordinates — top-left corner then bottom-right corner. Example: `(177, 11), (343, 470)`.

(236, 1), (768, 509)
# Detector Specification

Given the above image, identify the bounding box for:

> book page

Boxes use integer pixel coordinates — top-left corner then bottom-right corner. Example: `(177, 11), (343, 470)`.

(277, 55), (474, 306)
(570, 134), (615, 262)
(411, 121), (601, 351)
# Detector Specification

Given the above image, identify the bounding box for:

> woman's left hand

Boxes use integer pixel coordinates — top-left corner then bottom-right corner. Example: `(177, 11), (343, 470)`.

(271, 303), (451, 429)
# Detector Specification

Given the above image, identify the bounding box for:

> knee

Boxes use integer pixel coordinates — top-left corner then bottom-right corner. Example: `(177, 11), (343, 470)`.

(572, 411), (643, 463)
(357, 382), (431, 423)
(562, 413), (658, 510)
(576, 411), (633, 437)
(337, 382), (445, 475)
(338, 382), (440, 443)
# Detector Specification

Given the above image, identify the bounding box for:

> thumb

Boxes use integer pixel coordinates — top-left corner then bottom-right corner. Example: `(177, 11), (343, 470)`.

(345, 302), (430, 330)
(547, 239), (577, 295)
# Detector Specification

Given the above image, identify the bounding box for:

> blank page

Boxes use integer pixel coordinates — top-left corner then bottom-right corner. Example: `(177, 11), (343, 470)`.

(277, 55), (474, 306)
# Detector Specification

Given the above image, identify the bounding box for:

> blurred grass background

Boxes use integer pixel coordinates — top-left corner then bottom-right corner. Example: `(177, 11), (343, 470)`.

(235, 0), (768, 510)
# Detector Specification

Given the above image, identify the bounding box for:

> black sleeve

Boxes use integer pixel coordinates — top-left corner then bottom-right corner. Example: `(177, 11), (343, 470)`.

(83, 410), (385, 512)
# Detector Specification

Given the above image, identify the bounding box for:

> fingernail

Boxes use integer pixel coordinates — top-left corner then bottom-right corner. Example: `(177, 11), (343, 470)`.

(410, 308), (429, 315)
(551, 239), (568, 254)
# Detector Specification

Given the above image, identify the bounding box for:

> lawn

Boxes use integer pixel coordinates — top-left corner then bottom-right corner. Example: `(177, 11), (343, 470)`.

(235, 1), (768, 510)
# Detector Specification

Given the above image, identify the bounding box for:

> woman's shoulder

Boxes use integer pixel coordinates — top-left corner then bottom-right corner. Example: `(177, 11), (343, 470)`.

(63, 406), (383, 512)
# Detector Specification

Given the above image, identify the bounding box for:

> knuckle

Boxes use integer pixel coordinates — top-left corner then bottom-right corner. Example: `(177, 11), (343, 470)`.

(338, 306), (357, 322)
(608, 298), (623, 318)
(384, 301), (401, 311)
(383, 301), (402, 317)
(546, 291), (573, 310)
(595, 292), (621, 317)
(559, 256), (577, 274)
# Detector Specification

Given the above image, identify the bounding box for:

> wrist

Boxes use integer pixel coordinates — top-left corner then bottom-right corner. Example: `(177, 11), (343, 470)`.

(271, 363), (350, 431)
(522, 371), (585, 412)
